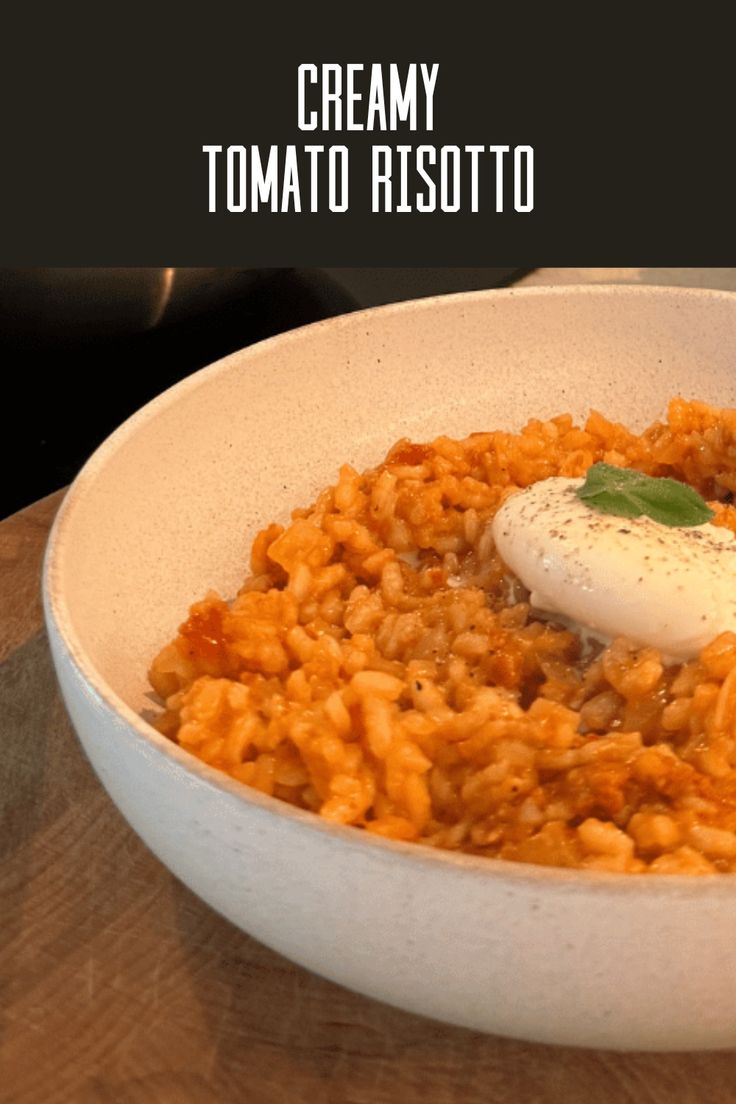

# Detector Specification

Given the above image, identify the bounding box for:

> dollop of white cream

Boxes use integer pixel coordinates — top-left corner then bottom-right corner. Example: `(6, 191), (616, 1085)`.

(491, 477), (736, 663)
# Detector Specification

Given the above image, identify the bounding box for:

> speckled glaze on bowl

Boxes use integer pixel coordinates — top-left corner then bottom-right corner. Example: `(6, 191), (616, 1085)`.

(43, 286), (736, 1051)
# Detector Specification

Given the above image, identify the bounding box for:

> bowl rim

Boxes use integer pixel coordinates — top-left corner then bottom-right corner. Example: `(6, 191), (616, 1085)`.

(43, 281), (736, 895)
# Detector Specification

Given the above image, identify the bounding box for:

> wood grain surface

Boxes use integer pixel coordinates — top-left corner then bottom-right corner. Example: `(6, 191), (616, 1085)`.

(3, 490), (736, 1104)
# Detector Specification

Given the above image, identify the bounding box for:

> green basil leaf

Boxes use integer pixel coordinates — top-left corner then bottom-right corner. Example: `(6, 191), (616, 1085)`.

(575, 463), (715, 527)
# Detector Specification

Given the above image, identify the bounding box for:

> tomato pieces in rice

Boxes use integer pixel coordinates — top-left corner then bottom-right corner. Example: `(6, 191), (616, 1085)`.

(149, 400), (736, 873)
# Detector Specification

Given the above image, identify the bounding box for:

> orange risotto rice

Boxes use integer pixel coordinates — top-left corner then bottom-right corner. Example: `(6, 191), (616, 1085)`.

(149, 399), (736, 874)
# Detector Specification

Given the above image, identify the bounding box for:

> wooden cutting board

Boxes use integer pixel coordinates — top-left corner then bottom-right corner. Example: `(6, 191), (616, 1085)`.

(3, 490), (736, 1103)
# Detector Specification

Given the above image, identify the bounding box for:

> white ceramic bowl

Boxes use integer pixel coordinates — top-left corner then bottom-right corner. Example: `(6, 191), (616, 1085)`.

(44, 285), (736, 1051)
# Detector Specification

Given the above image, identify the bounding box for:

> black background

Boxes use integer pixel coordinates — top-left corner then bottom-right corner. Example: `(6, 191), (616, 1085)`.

(3, 11), (735, 265)
(0, 267), (529, 517)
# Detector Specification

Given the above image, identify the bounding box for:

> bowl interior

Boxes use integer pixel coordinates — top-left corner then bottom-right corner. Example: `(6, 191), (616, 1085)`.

(48, 285), (736, 720)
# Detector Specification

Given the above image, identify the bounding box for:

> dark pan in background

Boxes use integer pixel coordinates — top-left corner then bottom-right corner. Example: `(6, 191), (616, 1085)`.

(1, 267), (529, 518)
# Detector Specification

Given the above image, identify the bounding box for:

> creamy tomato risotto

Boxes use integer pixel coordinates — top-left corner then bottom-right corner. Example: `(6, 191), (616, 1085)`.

(149, 399), (736, 873)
